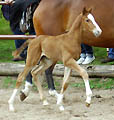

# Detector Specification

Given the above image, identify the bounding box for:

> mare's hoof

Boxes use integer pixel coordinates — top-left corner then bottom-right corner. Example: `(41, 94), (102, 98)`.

(20, 91), (27, 101)
(86, 102), (90, 107)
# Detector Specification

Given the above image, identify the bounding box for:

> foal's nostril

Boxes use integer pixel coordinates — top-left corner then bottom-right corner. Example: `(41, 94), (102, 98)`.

(93, 29), (102, 37)
(96, 29), (102, 35)
(97, 31), (100, 35)
(97, 30), (102, 35)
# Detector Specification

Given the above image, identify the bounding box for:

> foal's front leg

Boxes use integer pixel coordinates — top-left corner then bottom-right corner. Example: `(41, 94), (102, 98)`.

(65, 58), (92, 107)
(57, 67), (71, 111)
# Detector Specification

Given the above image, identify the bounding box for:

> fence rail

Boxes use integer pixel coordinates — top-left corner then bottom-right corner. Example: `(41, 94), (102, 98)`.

(0, 1), (14, 5)
(0, 35), (36, 40)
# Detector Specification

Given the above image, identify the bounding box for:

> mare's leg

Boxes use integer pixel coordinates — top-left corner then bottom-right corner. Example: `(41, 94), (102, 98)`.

(64, 58), (92, 106)
(45, 64), (58, 96)
(8, 66), (32, 111)
(57, 67), (71, 111)
(31, 56), (54, 105)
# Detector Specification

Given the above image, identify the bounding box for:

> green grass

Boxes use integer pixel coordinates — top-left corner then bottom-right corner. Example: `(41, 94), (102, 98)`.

(1, 76), (114, 89)
(0, 8), (17, 62)
(71, 78), (114, 89)
(0, 76), (16, 88)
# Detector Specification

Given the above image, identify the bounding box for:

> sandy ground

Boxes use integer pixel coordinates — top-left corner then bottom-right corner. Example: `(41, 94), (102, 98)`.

(0, 83), (114, 120)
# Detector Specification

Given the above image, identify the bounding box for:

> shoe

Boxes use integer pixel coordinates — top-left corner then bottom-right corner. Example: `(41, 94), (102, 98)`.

(82, 56), (95, 64)
(12, 56), (25, 61)
(101, 57), (114, 63)
(77, 57), (85, 64)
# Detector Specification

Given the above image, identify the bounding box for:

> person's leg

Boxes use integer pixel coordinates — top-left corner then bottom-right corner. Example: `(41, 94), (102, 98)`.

(108, 48), (114, 59)
(82, 44), (95, 64)
(77, 44), (86, 64)
(101, 48), (114, 63)
(83, 44), (93, 56)
(13, 27), (26, 60)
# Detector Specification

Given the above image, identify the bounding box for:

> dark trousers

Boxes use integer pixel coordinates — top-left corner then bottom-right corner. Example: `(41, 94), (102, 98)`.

(13, 27), (35, 58)
(81, 44), (93, 57)
(108, 48), (114, 59)
(13, 27), (26, 58)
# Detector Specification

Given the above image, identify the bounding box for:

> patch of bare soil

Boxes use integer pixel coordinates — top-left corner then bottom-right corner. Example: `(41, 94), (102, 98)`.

(0, 84), (114, 120)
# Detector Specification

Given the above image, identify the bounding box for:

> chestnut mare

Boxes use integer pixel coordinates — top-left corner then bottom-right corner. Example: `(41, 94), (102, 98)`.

(33, 0), (114, 47)
(31, 0), (114, 93)
(8, 7), (102, 111)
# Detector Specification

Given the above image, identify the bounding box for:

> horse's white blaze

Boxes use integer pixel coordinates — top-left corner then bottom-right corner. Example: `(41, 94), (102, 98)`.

(88, 14), (102, 37)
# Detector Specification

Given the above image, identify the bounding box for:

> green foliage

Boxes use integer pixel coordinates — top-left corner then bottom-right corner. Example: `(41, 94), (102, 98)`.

(71, 78), (114, 89)
(0, 8), (15, 62)
(0, 9), (12, 35)
(1, 76), (16, 88)
(92, 47), (114, 65)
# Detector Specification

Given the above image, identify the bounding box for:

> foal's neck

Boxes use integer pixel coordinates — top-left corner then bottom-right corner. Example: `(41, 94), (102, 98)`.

(68, 14), (82, 41)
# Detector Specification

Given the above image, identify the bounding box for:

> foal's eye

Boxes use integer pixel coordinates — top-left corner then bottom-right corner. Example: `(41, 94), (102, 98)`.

(86, 19), (90, 22)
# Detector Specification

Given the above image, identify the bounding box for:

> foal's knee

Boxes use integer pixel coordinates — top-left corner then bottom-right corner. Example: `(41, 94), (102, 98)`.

(80, 68), (88, 80)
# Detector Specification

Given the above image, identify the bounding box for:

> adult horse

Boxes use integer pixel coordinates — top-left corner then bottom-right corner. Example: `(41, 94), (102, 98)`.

(21, 0), (114, 99)
(33, 0), (114, 48)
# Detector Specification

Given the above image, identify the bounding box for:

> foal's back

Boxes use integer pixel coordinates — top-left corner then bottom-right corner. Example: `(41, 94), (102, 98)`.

(31, 31), (80, 62)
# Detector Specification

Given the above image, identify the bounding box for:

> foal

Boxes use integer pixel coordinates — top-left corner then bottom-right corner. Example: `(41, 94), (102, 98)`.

(8, 7), (102, 111)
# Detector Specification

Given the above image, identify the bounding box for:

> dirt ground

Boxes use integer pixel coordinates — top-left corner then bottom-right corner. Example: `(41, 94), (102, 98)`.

(0, 77), (114, 120)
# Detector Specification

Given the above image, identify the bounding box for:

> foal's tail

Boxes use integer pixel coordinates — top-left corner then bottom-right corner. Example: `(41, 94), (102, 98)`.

(12, 39), (31, 57)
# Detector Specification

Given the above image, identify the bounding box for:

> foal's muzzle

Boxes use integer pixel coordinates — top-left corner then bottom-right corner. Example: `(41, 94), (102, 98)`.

(93, 28), (102, 37)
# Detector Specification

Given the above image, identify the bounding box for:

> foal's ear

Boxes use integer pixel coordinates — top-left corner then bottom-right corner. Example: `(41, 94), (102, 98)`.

(82, 7), (87, 15)
(88, 7), (92, 13)
(82, 7), (92, 15)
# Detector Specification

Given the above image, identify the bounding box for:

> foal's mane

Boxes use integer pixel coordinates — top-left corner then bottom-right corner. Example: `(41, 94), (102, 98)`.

(68, 13), (83, 34)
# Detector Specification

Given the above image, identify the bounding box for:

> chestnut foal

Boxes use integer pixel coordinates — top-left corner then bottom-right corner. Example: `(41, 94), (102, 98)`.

(8, 7), (102, 111)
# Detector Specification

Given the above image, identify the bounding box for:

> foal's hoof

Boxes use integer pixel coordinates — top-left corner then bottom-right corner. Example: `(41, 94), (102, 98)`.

(20, 91), (27, 101)
(86, 102), (90, 107)
(59, 105), (64, 111)
(43, 100), (49, 106)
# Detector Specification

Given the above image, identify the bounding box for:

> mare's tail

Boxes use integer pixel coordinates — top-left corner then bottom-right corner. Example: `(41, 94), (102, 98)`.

(12, 39), (31, 57)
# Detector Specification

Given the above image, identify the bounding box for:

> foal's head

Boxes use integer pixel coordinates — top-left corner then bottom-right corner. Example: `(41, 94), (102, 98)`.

(81, 7), (102, 37)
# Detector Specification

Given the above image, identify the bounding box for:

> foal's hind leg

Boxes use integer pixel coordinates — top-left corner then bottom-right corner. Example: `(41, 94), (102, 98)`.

(8, 66), (32, 111)
(64, 58), (92, 107)
(31, 56), (55, 105)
